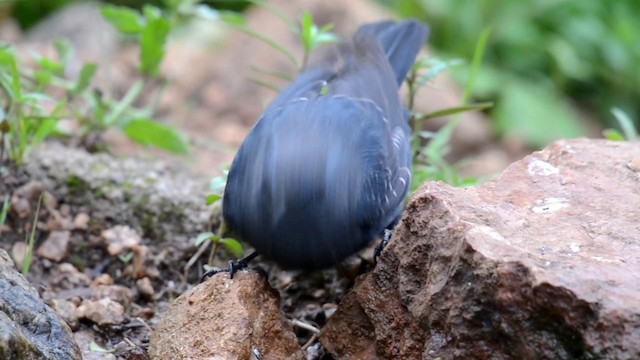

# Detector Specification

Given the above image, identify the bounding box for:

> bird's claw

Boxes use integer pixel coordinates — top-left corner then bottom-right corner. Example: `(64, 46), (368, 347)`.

(373, 229), (393, 264)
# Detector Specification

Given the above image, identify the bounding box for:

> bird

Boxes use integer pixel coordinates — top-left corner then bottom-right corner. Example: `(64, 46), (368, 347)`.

(219, 20), (429, 275)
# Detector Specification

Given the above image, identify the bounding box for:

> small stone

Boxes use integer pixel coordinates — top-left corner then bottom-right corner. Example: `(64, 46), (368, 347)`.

(14, 180), (44, 200)
(60, 204), (71, 217)
(92, 274), (114, 286)
(11, 196), (31, 218)
(11, 242), (26, 269)
(136, 277), (154, 299)
(52, 263), (91, 288)
(45, 209), (74, 232)
(312, 289), (326, 299)
(132, 306), (155, 319)
(42, 191), (58, 210)
(73, 212), (90, 230)
(101, 225), (141, 256)
(130, 244), (149, 279)
(49, 299), (80, 331)
(322, 303), (338, 319)
(37, 230), (71, 262)
(91, 284), (134, 310)
(79, 298), (125, 326)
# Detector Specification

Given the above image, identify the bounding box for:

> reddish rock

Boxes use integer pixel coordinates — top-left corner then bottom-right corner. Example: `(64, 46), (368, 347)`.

(320, 139), (640, 359)
(149, 271), (304, 360)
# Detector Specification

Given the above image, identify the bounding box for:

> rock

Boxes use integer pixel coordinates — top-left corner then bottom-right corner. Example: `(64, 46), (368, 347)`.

(136, 277), (154, 300)
(91, 284), (134, 311)
(10, 242), (26, 269)
(25, 143), (211, 256)
(320, 139), (640, 359)
(48, 299), (80, 331)
(50, 263), (91, 289)
(78, 298), (125, 326)
(101, 225), (141, 256)
(0, 249), (81, 359)
(149, 271), (304, 360)
(74, 329), (116, 360)
(37, 230), (71, 262)
(73, 212), (90, 230)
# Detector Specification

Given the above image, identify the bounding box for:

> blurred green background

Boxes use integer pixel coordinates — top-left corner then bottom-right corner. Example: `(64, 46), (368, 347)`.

(4, 0), (639, 148)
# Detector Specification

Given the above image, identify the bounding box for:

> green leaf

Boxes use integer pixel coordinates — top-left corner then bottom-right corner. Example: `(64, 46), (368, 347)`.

(611, 107), (638, 141)
(71, 63), (98, 96)
(206, 193), (221, 205)
(36, 57), (64, 75)
(139, 18), (170, 77)
(89, 341), (113, 353)
(118, 252), (134, 263)
(0, 48), (22, 101)
(195, 232), (215, 246)
(210, 177), (226, 191)
(219, 11), (246, 25)
(122, 118), (189, 154)
(0, 195), (9, 227)
(602, 129), (625, 141)
(32, 118), (58, 148)
(100, 5), (144, 35)
(418, 102), (493, 121)
(53, 39), (73, 67)
(105, 79), (143, 126)
(221, 238), (244, 259)
(142, 5), (162, 21)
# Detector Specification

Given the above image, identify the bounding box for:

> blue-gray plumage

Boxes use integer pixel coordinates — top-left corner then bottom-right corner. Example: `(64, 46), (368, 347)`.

(222, 20), (429, 270)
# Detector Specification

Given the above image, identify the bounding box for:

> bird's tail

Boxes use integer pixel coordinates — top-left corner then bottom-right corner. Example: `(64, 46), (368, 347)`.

(355, 20), (429, 86)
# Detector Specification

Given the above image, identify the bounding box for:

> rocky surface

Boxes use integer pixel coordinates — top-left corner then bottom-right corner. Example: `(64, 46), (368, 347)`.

(149, 270), (305, 360)
(22, 142), (211, 253)
(320, 139), (640, 359)
(0, 249), (81, 360)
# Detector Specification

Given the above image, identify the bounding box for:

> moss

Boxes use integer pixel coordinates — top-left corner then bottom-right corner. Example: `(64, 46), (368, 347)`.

(65, 176), (90, 195)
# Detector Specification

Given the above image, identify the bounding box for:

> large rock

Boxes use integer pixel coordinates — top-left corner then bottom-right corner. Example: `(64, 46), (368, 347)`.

(0, 249), (81, 360)
(149, 271), (304, 360)
(320, 139), (640, 359)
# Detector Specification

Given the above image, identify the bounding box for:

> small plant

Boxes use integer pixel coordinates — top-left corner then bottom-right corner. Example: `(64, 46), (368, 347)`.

(603, 107), (638, 141)
(218, 4), (338, 90)
(0, 3), (195, 166)
(405, 27), (493, 190)
(0, 195), (9, 227)
(195, 170), (244, 269)
(22, 194), (43, 276)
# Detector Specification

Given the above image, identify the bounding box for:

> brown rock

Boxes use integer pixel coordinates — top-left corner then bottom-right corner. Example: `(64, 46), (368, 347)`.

(320, 139), (640, 359)
(73, 212), (90, 230)
(49, 299), (80, 331)
(91, 284), (134, 311)
(136, 277), (154, 300)
(149, 271), (304, 360)
(37, 230), (71, 262)
(78, 298), (125, 326)
(101, 225), (141, 256)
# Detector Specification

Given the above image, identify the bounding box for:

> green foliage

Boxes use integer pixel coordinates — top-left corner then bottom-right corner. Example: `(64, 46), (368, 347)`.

(0, 195), (9, 228)
(382, 0), (640, 146)
(603, 108), (638, 141)
(406, 26), (493, 189)
(296, 12), (338, 68)
(220, 3), (338, 88)
(22, 195), (43, 276)
(0, 46), (65, 164)
(0, 2), (194, 165)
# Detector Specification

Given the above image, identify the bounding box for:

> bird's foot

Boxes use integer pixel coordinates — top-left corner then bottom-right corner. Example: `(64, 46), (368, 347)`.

(373, 229), (393, 265)
(200, 251), (260, 282)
